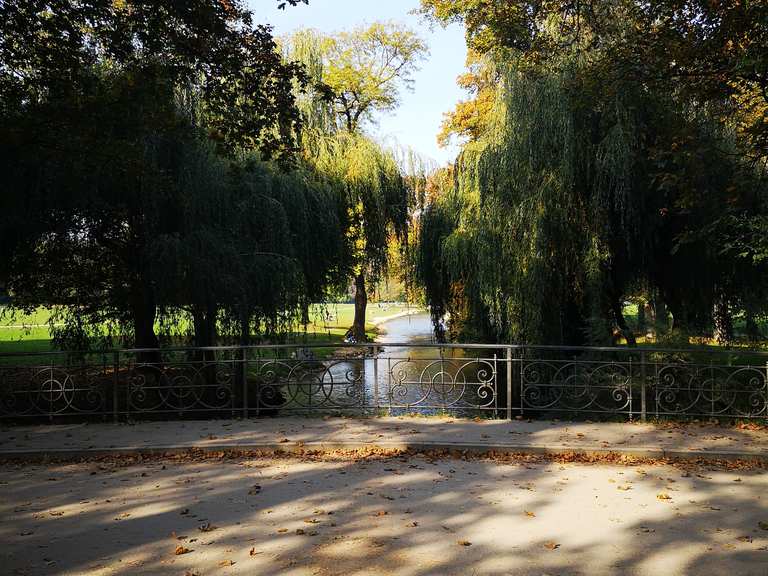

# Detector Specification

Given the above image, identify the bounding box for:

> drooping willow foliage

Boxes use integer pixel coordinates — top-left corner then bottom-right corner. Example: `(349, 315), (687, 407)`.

(283, 28), (412, 339)
(415, 59), (768, 345)
(1, 64), (348, 350)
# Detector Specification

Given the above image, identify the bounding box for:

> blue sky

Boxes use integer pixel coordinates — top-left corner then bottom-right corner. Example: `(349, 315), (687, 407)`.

(253, 0), (467, 165)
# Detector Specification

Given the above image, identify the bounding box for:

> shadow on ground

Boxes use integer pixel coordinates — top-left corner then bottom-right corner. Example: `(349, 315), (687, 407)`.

(1, 450), (767, 575)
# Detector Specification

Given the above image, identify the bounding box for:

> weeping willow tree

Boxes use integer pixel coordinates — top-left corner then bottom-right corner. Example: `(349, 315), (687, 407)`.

(283, 28), (415, 341)
(2, 64), (348, 352)
(415, 55), (768, 346)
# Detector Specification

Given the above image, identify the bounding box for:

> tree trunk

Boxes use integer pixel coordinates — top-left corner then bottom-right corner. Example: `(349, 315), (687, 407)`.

(240, 311), (251, 346)
(192, 302), (218, 385)
(713, 293), (733, 344)
(745, 308), (762, 341)
(612, 300), (637, 347)
(636, 302), (646, 333)
(351, 272), (368, 342)
(131, 282), (160, 364)
(652, 297), (669, 336)
(192, 303), (218, 348)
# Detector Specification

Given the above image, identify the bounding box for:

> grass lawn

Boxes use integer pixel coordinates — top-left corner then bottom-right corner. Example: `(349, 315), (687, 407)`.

(0, 303), (421, 355)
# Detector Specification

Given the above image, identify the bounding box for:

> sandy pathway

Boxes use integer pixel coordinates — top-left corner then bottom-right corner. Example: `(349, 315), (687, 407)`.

(1, 454), (767, 575)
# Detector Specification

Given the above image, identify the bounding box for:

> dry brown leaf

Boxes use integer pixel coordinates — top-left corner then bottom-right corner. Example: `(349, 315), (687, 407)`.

(543, 541), (560, 550)
(525, 511), (536, 517)
(457, 540), (472, 546)
(174, 545), (191, 555)
(198, 522), (217, 532)
(218, 559), (235, 567)
(657, 493), (672, 501)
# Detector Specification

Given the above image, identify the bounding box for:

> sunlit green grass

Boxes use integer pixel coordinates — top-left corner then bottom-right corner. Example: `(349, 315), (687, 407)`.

(0, 303), (421, 354)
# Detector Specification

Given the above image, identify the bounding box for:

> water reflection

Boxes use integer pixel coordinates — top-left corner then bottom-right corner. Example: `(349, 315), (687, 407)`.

(313, 313), (501, 416)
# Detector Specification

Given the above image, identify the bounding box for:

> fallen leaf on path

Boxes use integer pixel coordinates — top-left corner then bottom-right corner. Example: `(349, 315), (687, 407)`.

(174, 545), (191, 555)
(457, 540), (472, 546)
(657, 493), (672, 501)
(543, 541), (560, 550)
(525, 511), (536, 518)
(198, 523), (217, 532)
(218, 559), (235, 567)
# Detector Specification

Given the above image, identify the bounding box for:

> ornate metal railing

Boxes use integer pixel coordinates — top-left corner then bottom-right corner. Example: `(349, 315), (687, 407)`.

(1, 343), (767, 421)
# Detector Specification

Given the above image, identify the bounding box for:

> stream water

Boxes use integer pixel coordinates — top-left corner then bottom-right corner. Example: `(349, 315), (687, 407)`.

(303, 313), (499, 415)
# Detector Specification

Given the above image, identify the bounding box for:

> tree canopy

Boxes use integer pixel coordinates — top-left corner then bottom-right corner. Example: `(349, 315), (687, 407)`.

(283, 24), (425, 340)
(414, 0), (768, 346)
(0, 0), (351, 351)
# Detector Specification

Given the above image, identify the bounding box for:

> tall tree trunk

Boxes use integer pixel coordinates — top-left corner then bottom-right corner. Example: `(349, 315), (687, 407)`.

(240, 310), (251, 346)
(612, 300), (637, 347)
(131, 282), (160, 364)
(713, 293), (733, 344)
(652, 296), (669, 336)
(745, 308), (762, 341)
(351, 272), (368, 342)
(636, 301), (646, 334)
(192, 302), (218, 384)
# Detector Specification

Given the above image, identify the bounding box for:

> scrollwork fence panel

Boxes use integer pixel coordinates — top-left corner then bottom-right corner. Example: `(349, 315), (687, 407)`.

(0, 344), (766, 420)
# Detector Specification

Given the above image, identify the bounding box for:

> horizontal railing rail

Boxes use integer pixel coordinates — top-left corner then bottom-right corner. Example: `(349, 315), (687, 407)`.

(1, 343), (766, 421)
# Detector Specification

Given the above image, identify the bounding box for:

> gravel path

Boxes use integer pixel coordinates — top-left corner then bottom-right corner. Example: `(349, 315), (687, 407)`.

(1, 453), (767, 575)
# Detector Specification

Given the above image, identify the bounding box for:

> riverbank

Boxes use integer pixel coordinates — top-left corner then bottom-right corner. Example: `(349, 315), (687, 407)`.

(0, 303), (423, 355)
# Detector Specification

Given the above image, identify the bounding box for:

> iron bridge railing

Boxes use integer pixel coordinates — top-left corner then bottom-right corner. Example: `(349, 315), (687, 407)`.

(1, 343), (767, 421)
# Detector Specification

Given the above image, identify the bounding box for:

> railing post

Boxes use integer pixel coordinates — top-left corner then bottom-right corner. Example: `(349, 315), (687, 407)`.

(640, 351), (647, 423)
(520, 346), (525, 415)
(506, 347), (512, 420)
(113, 350), (120, 423)
(241, 347), (248, 419)
(764, 361), (768, 418)
(372, 345), (380, 413)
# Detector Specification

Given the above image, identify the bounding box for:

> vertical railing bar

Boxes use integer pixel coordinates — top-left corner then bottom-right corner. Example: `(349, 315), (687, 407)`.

(387, 355), (392, 415)
(505, 347), (512, 420)
(241, 347), (248, 419)
(640, 351), (647, 423)
(628, 356), (633, 422)
(440, 346), (445, 411)
(763, 360), (768, 418)
(372, 345), (379, 414)
(710, 360), (715, 419)
(113, 350), (120, 423)
(307, 345), (312, 417)
(520, 345), (525, 414)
